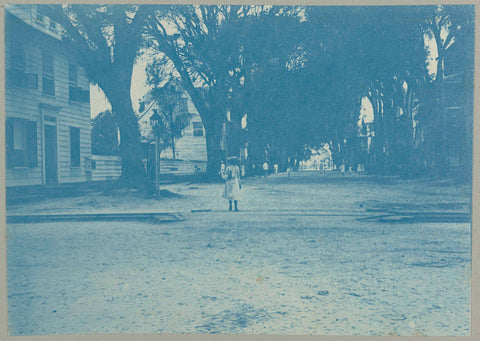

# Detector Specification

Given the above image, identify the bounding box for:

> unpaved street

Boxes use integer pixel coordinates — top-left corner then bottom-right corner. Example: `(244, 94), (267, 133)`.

(7, 173), (471, 336)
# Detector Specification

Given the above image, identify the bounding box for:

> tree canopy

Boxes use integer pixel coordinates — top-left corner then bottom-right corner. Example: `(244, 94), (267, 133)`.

(146, 5), (306, 174)
(40, 4), (473, 181)
(148, 79), (192, 157)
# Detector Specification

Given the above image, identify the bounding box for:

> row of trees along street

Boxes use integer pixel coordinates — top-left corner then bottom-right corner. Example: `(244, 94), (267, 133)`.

(44, 5), (474, 189)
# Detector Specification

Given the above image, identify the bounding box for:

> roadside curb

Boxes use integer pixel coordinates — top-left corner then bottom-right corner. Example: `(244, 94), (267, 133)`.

(6, 212), (184, 224)
(357, 211), (471, 223)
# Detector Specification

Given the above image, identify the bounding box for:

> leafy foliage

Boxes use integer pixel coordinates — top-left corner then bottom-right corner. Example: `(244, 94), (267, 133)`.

(149, 79), (193, 157)
(91, 111), (119, 156)
(40, 4), (473, 180)
(146, 5), (306, 174)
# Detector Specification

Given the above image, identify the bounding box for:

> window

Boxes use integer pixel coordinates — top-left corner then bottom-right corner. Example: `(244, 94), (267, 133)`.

(68, 64), (89, 102)
(68, 64), (78, 101)
(10, 44), (25, 71)
(42, 53), (55, 96)
(36, 6), (47, 26)
(7, 44), (38, 89)
(193, 121), (204, 137)
(49, 19), (56, 30)
(6, 118), (38, 168)
(8, 44), (25, 88)
(36, 11), (44, 23)
(69, 64), (78, 85)
(70, 127), (81, 167)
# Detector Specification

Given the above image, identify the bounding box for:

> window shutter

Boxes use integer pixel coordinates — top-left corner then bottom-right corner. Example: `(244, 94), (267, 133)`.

(43, 77), (55, 96)
(26, 121), (38, 167)
(80, 89), (90, 103)
(6, 118), (14, 169)
(68, 64), (78, 84)
(70, 127), (81, 167)
(42, 53), (55, 96)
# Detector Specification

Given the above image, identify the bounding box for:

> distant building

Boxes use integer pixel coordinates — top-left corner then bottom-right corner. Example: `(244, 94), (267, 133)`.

(5, 5), (92, 187)
(414, 38), (474, 178)
(298, 145), (334, 172)
(137, 91), (207, 175)
(358, 117), (374, 154)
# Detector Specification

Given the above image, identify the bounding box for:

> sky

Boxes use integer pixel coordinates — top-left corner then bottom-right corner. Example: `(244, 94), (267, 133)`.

(90, 50), (153, 118)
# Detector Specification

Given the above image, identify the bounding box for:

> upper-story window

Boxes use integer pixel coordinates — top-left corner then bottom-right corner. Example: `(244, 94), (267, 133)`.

(35, 6), (48, 26)
(10, 44), (25, 72)
(68, 63), (89, 102)
(36, 11), (44, 23)
(193, 121), (204, 137)
(69, 64), (78, 85)
(8, 44), (26, 88)
(42, 52), (55, 96)
(7, 42), (38, 90)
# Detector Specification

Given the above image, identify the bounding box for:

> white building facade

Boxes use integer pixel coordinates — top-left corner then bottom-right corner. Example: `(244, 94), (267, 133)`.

(137, 91), (207, 175)
(5, 5), (92, 187)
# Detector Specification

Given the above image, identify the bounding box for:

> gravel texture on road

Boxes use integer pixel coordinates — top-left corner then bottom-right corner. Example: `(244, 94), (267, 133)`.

(6, 173), (471, 336)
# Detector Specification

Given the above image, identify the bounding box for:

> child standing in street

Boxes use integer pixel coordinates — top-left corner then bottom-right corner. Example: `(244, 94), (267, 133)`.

(222, 157), (242, 211)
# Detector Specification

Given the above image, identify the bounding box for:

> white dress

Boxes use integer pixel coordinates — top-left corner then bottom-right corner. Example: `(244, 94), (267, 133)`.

(222, 165), (242, 201)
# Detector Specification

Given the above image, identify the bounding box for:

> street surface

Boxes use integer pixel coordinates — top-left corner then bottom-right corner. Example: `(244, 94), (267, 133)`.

(7, 172), (471, 336)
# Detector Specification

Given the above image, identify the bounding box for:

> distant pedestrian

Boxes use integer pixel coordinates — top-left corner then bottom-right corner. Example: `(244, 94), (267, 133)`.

(222, 157), (242, 211)
(263, 161), (269, 177)
(219, 161), (226, 178)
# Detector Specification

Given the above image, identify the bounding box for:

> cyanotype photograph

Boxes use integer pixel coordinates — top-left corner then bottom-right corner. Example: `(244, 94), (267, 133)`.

(3, 3), (475, 337)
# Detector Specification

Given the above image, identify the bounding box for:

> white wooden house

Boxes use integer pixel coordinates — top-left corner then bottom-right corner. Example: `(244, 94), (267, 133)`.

(5, 5), (92, 187)
(137, 91), (207, 175)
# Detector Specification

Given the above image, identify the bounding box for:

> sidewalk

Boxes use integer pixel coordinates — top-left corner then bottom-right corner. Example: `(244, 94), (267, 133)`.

(6, 172), (471, 221)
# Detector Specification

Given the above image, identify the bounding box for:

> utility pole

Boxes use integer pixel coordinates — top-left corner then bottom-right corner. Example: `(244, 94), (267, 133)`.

(149, 110), (161, 198)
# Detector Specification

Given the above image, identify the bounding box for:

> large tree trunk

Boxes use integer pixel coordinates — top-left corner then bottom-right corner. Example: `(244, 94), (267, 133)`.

(367, 91), (382, 173)
(157, 43), (227, 177)
(203, 118), (224, 179)
(47, 5), (149, 187)
(103, 82), (147, 188)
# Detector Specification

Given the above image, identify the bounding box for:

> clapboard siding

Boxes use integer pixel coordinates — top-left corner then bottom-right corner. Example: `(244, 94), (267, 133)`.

(161, 133), (208, 161)
(139, 90), (208, 171)
(6, 4), (32, 23)
(6, 4), (63, 41)
(91, 155), (122, 181)
(5, 168), (43, 187)
(159, 113), (208, 162)
(6, 8), (92, 187)
(159, 159), (207, 175)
